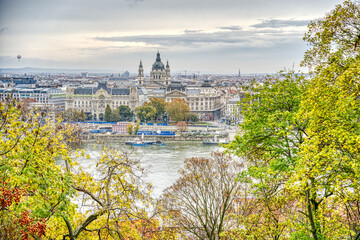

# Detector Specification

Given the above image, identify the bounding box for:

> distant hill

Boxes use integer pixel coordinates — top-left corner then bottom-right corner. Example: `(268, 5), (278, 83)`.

(0, 67), (121, 74)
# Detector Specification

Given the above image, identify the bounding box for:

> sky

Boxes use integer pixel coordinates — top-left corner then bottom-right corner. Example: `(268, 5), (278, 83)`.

(0, 0), (344, 74)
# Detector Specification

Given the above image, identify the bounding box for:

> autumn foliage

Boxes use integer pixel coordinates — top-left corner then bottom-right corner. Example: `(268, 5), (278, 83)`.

(176, 121), (187, 132)
(224, 1), (360, 239)
(0, 179), (46, 240)
(0, 179), (24, 210)
(166, 98), (190, 123)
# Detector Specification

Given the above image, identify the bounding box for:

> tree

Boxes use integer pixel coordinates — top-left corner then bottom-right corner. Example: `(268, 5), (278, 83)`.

(135, 104), (156, 122)
(149, 97), (167, 121)
(166, 98), (190, 123)
(185, 112), (198, 123)
(0, 97), (159, 239)
(59, 148), (155, 240)
(0, 179), (46, 239)
(226, 2), (360, 239)
(226, 70), (359, 240)
(62, 109), (87, 122)
(292, 54), (360, 240)
(134, 119), (141, 135)
(293, 2), (360, 238)
(0, 97), (76, 238)
(104, 104), (112, 122)
(176, 121), (187, 132)
(225, 72), (308, 239)
(127, 123), (134, 134)
(117, 105), (134, 121)
(79, 110), (86, 121)
(161, 152), (244, 240)
(110, 109), (120, 122)
(302, 0), (360, 70)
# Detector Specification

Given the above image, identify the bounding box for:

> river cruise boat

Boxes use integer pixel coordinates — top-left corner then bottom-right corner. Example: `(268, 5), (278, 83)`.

(125, 138), (165, 146)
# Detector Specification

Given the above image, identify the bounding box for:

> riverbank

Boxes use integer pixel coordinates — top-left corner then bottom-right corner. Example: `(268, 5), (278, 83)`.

(83, 133), (229, 143)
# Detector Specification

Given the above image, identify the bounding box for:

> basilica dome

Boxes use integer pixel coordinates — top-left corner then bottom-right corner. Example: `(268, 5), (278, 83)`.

(152, 52), (165, 70)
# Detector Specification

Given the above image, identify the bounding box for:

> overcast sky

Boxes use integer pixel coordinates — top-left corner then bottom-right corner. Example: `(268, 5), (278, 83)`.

(0, 0), (344, 74)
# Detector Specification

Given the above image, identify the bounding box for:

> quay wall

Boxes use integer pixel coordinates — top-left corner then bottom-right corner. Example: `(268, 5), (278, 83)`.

(83, 133), (229, 143)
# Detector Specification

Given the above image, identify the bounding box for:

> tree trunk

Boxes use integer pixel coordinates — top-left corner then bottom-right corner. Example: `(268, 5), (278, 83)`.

(306, 190), (319, 240)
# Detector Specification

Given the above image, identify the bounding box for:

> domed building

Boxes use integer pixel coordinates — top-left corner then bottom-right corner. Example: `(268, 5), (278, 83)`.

(138, 51), (170, 87)
(136, 51), (224, 121)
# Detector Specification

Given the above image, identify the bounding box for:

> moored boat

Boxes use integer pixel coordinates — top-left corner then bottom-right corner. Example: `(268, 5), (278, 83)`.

(132, 139), (148, 146)
(202, 136), (228, 145)
(125, 138), (165, 146)
(202, 141), (229, 145)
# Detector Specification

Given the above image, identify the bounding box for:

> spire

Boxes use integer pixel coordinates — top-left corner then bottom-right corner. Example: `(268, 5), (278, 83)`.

(156, 51), (161, 61)
(166, 60), (169, 68)
(138, 60), (144, 77)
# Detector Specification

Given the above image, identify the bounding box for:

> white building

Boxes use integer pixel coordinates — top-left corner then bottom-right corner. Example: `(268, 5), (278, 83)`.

(226, 97), (242, 124)
(0, 87), (66, 111)
(65, 82), (140, 121)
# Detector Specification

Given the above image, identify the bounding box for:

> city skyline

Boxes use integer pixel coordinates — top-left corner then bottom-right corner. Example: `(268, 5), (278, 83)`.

(0, 0), (344, 74)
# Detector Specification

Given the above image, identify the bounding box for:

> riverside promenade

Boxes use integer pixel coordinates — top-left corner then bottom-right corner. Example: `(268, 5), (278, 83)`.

(74, 121), (237, 143)
(84, 133), (229, 143)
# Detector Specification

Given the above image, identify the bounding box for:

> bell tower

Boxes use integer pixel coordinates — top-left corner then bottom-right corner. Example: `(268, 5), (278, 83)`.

(138, 60), (144, 85)
(165, 60), (170, 85)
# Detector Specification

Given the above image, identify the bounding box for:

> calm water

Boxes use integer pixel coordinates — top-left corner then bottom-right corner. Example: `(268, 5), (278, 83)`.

(77, 141), (220, 197)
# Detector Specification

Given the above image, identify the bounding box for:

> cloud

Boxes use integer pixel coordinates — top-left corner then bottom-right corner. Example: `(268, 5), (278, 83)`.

(126, 0), (145, 2)
(218, 25), (241, 31)
(94, 27), (302, 49)
(78, 46), (139, 54)
(0, 27), (9, 33)
(252, 19), (310, 28)
(126, 0), (146, 8)
(183, 29), (203, 34)
(95, 33), (248, 48)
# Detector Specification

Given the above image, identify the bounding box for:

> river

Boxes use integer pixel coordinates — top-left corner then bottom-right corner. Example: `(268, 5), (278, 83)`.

(77, 141), (221, 197)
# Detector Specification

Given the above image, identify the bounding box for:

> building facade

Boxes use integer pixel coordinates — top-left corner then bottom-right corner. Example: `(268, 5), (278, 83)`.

(163, 81), (223, 121)
(138, 52), (171, 87)
(0, 87), (66, 110)
(65, 82), (139, 120)
(225, 98), (242, 124)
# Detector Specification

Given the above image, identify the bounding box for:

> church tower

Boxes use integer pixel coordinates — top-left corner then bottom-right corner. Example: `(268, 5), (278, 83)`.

(165, 60), (171, 85)
(138, 60), (144, 85)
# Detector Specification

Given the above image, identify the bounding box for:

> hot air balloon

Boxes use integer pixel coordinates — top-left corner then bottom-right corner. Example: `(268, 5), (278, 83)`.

(17, 55), (21, 61)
